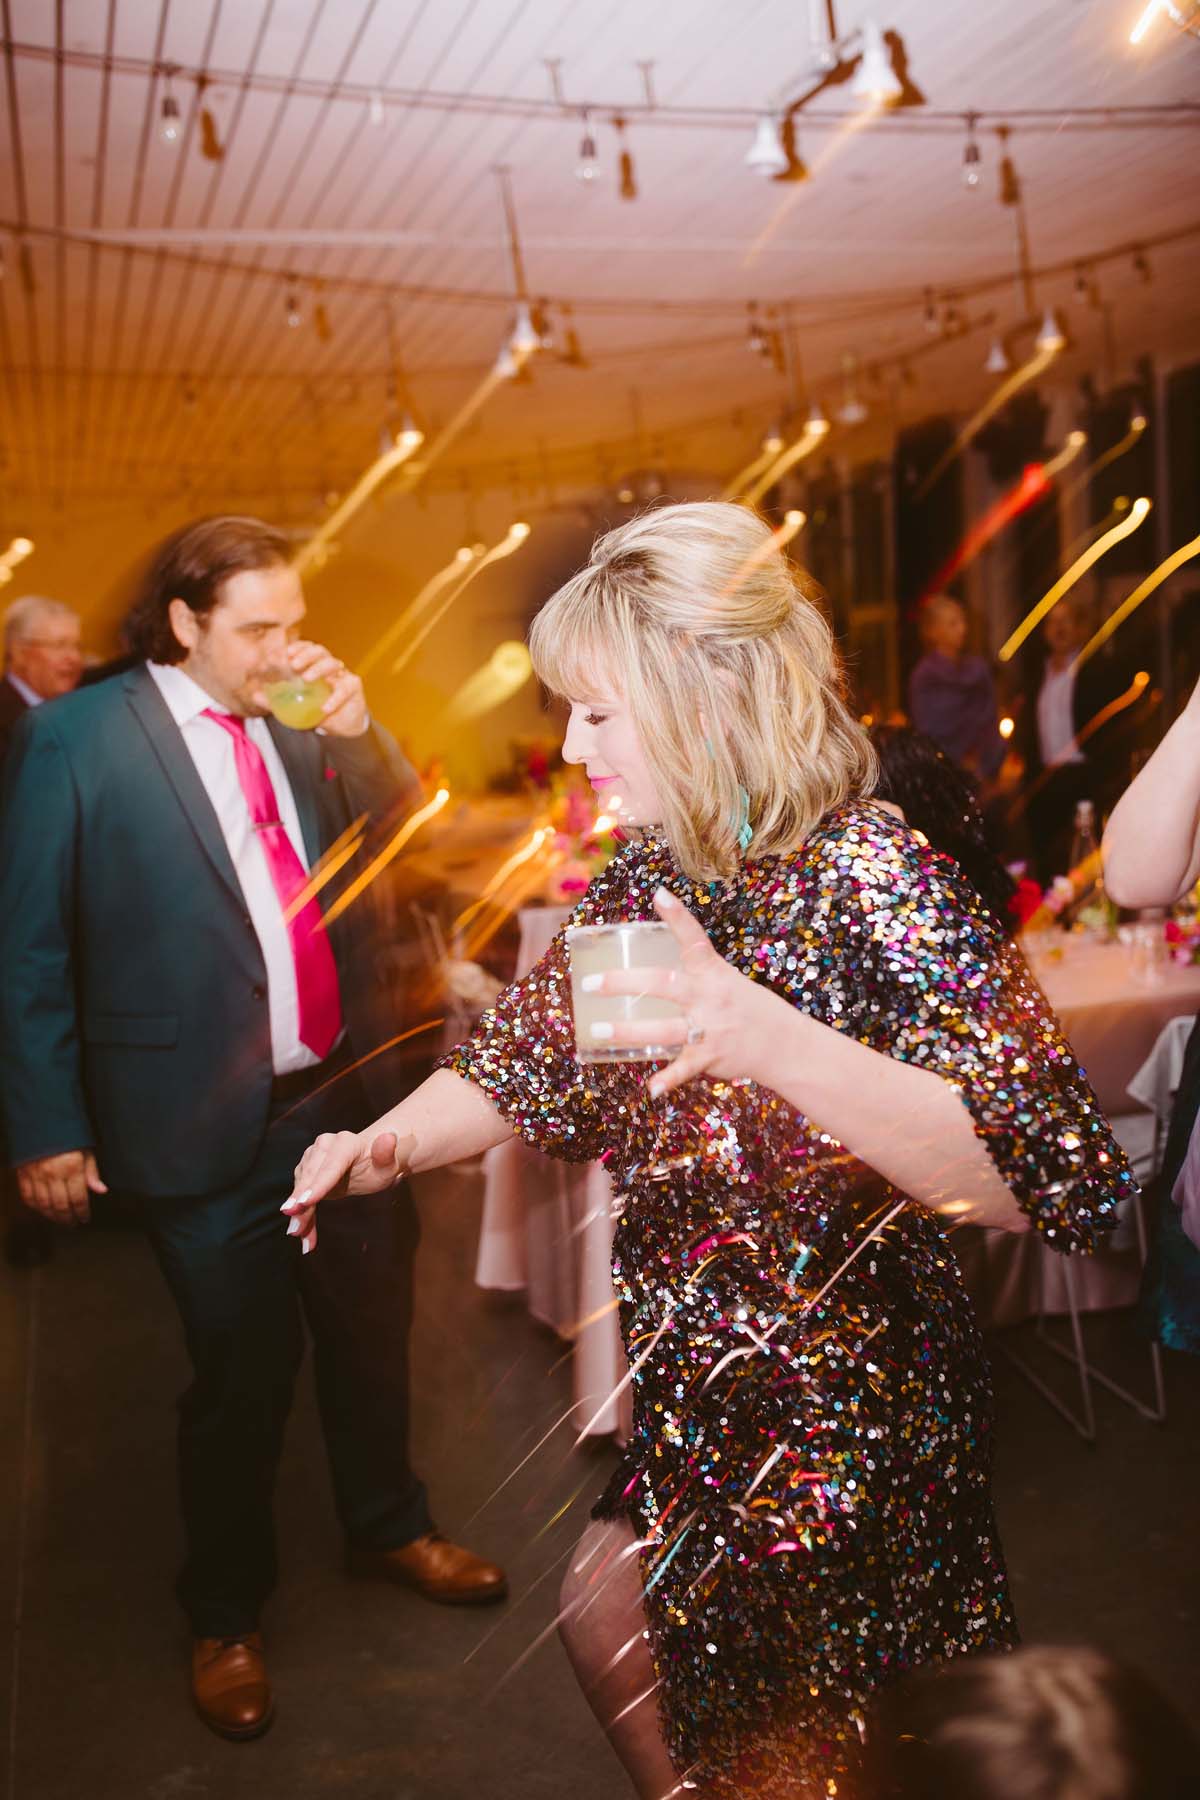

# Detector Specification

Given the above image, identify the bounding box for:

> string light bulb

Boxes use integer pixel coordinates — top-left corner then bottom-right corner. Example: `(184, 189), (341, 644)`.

(576, 110), (598, 183)
(510, 301), (540, 357)
(285, 290), (302, 329)
(159, 78), (181, 144)
(1035, 306), (1066, 355)
(745, 114), (789, 178)
(962, 113), (982, 188)
(922, 288), (940, 335)
(985, 336), (1011, 375)
(805, 399), (831, 437)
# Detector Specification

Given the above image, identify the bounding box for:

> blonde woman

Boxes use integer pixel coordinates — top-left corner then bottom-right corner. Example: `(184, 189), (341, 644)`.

(284, 503), (1132, 1799)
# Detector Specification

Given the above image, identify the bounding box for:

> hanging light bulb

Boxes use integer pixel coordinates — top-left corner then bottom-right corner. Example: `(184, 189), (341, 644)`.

(510, 301), (540, 357)
(922, 288), (940, 335)
(805, 399), (831, 437)
(493, 344), (520, 380)
(746, 307), (770, 357)
(762, 428), (784, 455)
(850, 21), (902, 105)
(985, 336), (1011, 375)
(159, 78), (181, 144)
(962, 113), (982, 188)
(1035, 306), (1066, 354)
(285, 290), (302, 329)
(576, 110), (598, 183)
(745, 114), (789, 178)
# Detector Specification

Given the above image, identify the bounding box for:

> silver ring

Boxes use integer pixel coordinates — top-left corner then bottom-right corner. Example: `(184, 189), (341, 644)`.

(685, 1020), (705, 1045)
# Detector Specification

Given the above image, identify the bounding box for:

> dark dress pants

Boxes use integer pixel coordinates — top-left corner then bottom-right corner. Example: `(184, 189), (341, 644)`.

(138, 1064), (433, 1636)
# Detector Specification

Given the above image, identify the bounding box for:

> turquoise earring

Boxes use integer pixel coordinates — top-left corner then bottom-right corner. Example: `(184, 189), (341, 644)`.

(735, 786), (753, 853)
(703, 737), (752, 852)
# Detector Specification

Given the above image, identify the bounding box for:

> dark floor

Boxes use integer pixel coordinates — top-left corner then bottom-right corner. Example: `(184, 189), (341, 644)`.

(3, 1176), (1198, 1800)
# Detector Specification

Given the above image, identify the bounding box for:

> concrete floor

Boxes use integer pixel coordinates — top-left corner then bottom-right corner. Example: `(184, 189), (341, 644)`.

(3, 1175), (1197, 1800)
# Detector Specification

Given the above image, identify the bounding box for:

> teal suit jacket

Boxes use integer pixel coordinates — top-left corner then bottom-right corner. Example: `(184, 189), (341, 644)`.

(0, 663), (418, 1196)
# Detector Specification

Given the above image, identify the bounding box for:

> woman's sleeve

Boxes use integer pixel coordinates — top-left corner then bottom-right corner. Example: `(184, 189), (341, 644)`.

(435, 878), (624, 1164)
(835, 811), (1133, 1250)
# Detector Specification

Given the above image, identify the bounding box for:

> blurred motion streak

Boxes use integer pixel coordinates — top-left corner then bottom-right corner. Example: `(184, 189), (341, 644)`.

(721, 510), (806, 590)
(922, 463), (1048, 596)
(321, 787), (450, 927)
(282, 812), (368, 924)
(998, 496), (1152, 661)
(293, 433), (424, 578)
(741, 420), (827, 504)
(1071, 530), (1200, 671)
(389, 524), (532, 678)
(918, 343), (1062, 498)
(357, 546), (483, 681)
(446, 640), (534, 723)
(742, 103), (881, 269)
(1060, 415), (1147, 511)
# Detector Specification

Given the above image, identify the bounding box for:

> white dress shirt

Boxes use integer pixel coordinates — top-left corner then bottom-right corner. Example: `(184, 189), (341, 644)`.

(148, 662), (319, 1075)
(1037, 662), (1085, 769)
(7, 671), (43, 708)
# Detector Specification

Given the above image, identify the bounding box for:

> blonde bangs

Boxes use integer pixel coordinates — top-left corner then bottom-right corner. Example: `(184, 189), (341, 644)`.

(528, 502), (877, 883)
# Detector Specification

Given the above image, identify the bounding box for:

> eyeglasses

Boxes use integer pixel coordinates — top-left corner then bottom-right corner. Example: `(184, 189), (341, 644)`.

(17, 638), (82, 653)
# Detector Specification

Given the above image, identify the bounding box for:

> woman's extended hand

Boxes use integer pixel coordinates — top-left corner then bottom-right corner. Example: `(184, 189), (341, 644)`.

(279, 1128), (416, 1253)
(583, 887), (789, 1098)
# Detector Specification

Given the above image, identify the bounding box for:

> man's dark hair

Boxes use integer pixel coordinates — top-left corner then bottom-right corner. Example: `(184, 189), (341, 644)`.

(124, 516), (292, 665)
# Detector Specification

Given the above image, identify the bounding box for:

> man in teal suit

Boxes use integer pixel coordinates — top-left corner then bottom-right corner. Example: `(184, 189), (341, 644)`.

(0, 517), (505, 1740)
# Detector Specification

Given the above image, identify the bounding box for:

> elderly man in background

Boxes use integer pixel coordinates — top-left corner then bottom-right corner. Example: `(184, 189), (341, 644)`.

(1, 594), (85, 1266)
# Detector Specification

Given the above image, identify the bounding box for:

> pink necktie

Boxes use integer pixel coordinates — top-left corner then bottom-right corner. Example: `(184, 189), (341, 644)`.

(203, 710), (342, 1060)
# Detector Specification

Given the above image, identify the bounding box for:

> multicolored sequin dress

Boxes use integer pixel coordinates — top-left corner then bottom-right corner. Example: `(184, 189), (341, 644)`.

(442, 801), (1133, 1797)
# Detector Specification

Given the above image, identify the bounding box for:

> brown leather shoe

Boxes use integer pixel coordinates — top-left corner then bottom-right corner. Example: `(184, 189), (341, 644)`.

(346, 1532), (508, 1605)
(191, 1633), (274, 1740)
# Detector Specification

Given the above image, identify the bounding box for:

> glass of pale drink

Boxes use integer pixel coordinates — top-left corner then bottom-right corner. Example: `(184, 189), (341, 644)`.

(568, 921), (685, 1064)
(264, 676), (332, 730)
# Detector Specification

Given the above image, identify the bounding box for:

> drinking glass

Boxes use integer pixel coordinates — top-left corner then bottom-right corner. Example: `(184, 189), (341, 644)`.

(568, 921), (685, 1063)
(264, 675), (332, 730)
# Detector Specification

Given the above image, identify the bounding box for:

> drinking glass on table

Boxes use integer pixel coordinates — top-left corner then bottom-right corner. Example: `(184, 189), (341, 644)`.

(568, 921), (685, 1063)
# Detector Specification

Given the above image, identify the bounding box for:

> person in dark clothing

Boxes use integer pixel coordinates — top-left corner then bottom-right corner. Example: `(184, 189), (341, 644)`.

(1, 594), (85, 1266)
(0, 518), (506, 1740)
(908, 593), (1005, 782)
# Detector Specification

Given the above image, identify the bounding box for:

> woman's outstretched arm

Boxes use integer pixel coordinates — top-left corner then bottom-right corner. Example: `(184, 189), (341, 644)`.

(1102, 672), (1200, 908)
(282, 1067), (514, 1250)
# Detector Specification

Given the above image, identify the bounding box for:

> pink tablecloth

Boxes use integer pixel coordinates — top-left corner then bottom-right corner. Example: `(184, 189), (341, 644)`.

(475, 917), (1200, 1434)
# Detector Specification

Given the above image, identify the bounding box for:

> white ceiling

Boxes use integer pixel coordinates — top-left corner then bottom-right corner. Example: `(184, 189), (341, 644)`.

(1, 0), (1197, 523)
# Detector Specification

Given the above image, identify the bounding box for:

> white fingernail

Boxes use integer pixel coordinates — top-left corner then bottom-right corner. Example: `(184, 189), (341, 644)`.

(590, 1021), (615, 1040)
(295, 1188), (313, 1205)
(301, 1237), (313, 1255)
(286, 1218), (301, 1236)
(581, 974), (604, 993)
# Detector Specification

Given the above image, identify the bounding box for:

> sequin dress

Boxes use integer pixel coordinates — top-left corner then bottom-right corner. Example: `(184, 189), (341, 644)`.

(441, 802), (1133, 1798)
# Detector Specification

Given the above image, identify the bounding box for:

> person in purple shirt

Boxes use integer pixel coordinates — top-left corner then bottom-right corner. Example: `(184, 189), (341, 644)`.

(908, 593), (1005, 781)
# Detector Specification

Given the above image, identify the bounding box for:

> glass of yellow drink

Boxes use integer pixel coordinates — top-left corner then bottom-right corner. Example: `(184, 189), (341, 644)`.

(568, 921), (685, 1064)
(263, 676), (332, 730)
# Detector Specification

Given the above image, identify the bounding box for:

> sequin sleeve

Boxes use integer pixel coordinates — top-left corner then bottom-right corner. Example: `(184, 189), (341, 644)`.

(816, 808), (1132, 1249)
(436, 856), (643, 1163)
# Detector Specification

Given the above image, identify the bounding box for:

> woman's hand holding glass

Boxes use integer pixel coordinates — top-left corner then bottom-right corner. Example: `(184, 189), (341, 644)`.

(585, 887), (787, 1098)
(281, 1129), (416, 1253)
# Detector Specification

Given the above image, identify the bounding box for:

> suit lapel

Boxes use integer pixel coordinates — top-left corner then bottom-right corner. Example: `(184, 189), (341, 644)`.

(265, 718), (322, 868)
(123, 666), (247, 908)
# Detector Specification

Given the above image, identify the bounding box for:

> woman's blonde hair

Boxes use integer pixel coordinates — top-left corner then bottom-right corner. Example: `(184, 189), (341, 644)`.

(528, 500), (877, 882)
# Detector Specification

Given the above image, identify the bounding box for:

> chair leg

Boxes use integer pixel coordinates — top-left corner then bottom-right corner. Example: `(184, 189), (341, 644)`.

(1000, 1254), (1097, 1441)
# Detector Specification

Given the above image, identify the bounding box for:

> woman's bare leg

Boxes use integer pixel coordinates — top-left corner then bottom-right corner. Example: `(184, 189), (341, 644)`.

(558, 1517), (697, 1799)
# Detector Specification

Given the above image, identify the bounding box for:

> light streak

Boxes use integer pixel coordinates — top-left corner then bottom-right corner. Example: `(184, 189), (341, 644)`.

(1039, 429), (1088, 482)
(743, 101), (881, 270)
(452, 826), (553, 937)
(272, 1017), (445, 1121)
(282, 812), (368, 923)
(356, 546), (483, 680)
(390, 522), (532, 677)
(1130, 0), (1165, 41)
(921, 463), (1049, 596)
(742, 423), (825, 505)
(917, 343), (1062, 499)
(720, 510), (807, 589)
(292, 435), (424, 577)
(998, 497), (1152, 662)
(320, 786), (450, 926)
(1071, 529), (1200, 671)
(1059, 416), (1146, 512)
(721, 441), (788, 503)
